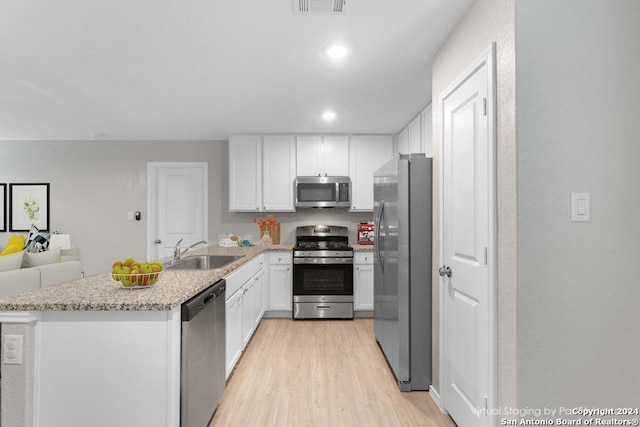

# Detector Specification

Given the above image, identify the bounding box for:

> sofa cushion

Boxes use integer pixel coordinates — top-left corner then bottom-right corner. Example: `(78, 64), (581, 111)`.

(38, 260), (82, 288)
(0, 250), (25, 272)
(22, 248), (60, 268)
(25, 224), (50, 253)
(0, 267), (40, 298)
(0, 235), (26, 255)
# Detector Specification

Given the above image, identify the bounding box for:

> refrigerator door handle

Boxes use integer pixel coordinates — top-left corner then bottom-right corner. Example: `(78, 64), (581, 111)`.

(375, 200), (385, 272)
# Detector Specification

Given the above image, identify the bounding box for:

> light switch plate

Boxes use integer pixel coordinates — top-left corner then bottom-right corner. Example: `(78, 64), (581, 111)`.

(571, 193), (590, 222)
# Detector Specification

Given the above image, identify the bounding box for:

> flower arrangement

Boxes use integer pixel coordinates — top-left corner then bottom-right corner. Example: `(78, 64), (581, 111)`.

(253, 215), (280, 245)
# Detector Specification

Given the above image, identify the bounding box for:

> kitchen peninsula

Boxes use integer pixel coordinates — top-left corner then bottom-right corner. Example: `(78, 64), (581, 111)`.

(0, 244), (292, 427)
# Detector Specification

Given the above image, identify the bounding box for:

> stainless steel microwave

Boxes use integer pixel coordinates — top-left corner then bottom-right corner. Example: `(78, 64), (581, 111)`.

(294, 176), (351, 208)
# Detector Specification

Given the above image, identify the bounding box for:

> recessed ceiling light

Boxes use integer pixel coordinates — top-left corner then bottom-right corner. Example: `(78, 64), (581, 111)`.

(326, 45), (348, 59)
(322, 111), (336, 121)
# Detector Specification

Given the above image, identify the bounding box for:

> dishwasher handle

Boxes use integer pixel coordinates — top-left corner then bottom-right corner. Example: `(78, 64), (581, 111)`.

(181, 279), (226, 321)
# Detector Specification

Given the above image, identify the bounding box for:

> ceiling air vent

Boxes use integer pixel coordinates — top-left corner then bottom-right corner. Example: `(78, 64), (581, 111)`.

(294, 0), (347, 15)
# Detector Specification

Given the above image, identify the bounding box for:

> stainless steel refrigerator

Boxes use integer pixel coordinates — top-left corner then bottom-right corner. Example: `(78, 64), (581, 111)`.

(373, 153), (432, 391)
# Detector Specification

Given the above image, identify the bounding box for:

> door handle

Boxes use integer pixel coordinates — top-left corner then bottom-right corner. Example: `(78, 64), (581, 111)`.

(154, 239), (162, 244)
(439, 266), (452, 278)
(374, 200), (385, 273)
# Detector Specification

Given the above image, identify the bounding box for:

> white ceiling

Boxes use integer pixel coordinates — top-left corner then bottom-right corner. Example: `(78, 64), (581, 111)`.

(0, 0), (472, 141)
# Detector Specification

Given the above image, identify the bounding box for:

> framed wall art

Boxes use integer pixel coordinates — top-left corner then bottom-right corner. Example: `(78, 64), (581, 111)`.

(9, 183), (50, 231)
(0, 184), (6, 232)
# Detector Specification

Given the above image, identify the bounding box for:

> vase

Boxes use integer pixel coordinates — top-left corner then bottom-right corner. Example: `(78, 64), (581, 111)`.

(260, 229), (273, 245)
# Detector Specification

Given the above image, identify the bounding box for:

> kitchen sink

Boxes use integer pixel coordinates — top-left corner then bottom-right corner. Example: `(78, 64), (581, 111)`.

(165, 255), (244, 270)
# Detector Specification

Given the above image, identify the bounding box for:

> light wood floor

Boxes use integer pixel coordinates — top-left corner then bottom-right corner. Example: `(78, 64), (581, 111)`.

(210, 318), (457, 427)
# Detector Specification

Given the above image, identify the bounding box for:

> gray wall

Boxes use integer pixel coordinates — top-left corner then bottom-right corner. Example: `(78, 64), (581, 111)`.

(0, 141), (370, 276)
(516, 0), (640, 409)
(432, 0), (640, 415)
(1, 323), (35, 426)
(431, 0), (517, 410)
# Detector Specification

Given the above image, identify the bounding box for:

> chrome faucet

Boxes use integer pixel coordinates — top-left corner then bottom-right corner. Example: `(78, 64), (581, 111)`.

(173, 239), (208, 261)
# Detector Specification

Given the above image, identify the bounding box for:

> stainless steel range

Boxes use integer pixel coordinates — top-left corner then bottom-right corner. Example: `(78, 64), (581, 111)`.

(292, 225), (354, 320)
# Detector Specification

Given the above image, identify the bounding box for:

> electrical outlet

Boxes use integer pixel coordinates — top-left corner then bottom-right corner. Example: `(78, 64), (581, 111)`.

(3, 334), (23, 365)
(127, 211), (134, 221)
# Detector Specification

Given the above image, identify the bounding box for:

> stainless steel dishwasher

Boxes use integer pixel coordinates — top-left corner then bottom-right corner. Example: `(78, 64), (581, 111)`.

(181, 279), (226, 427)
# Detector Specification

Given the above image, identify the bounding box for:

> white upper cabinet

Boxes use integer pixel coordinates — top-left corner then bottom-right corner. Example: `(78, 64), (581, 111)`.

(262, 136), (296, 211)
(229, 135), (296, 212)
(229, 135), (262, 211)
(322, 136), (350, 176)
(397, 102), (433, 156)
(296, 135), (349, 177)
(349, 135), (394, 211)
(397, 128), (409, 155)
(231, 133), (393, 212)
(420, 103), (433, 157)
(407, 114), (422, 153)
(295, 136), (322, 176)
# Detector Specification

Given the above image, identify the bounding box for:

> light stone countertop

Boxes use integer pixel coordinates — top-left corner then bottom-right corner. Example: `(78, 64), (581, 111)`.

(352, 244), (374, 251)
(0, 245), (293, 312)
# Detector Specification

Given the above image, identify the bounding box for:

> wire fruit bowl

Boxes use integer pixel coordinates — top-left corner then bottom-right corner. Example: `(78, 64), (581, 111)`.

(113, 271), (163, 289)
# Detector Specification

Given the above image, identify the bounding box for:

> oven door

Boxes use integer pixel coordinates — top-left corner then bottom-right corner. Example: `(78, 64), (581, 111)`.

(293, 257), (354, 296)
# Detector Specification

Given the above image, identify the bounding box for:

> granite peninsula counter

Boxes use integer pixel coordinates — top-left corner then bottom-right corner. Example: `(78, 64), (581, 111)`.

(0, 244), (292, 427)
(0, 244), (293, 312)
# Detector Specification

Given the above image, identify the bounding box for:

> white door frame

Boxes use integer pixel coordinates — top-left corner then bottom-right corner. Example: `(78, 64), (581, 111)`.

(438, 42), (497, 425)
(146, 162), (208, 261)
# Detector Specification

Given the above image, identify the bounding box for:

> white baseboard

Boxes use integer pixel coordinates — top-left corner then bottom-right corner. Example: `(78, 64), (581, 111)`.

(429, 385), (447, 413)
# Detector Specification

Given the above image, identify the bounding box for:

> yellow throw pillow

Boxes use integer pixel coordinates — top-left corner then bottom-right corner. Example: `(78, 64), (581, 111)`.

(0, 235), (26, 256)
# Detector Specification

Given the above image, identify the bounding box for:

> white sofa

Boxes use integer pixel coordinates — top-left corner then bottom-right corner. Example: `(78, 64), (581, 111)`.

(0, 250), (82, 299)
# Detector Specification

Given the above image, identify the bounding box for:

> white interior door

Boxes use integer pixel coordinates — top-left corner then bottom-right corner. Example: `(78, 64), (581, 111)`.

(147, 162), (208, 261)
(440, 44), (496, 427)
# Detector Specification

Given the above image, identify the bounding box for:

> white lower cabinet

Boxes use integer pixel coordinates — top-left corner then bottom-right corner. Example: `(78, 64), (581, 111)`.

(225, 255), (265, 378)
(268, 252), (292, 312)
(253, 268), (265, 327)
(354, 252), (374, 311)
(225, 251), (293, 378)
(241, 277), (256, 347)
(225, 288), (244, 378)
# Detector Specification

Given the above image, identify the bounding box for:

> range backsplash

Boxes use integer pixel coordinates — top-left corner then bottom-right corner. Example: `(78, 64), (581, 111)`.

(217, 210), (373, 245)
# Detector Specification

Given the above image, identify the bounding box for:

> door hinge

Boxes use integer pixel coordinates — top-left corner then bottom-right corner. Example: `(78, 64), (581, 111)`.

(483, 97), (487, 116)
(484, 247), (488, 265)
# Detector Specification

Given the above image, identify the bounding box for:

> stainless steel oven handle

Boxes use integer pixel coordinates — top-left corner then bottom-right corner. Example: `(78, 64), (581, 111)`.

(293, 258), (354, 265)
